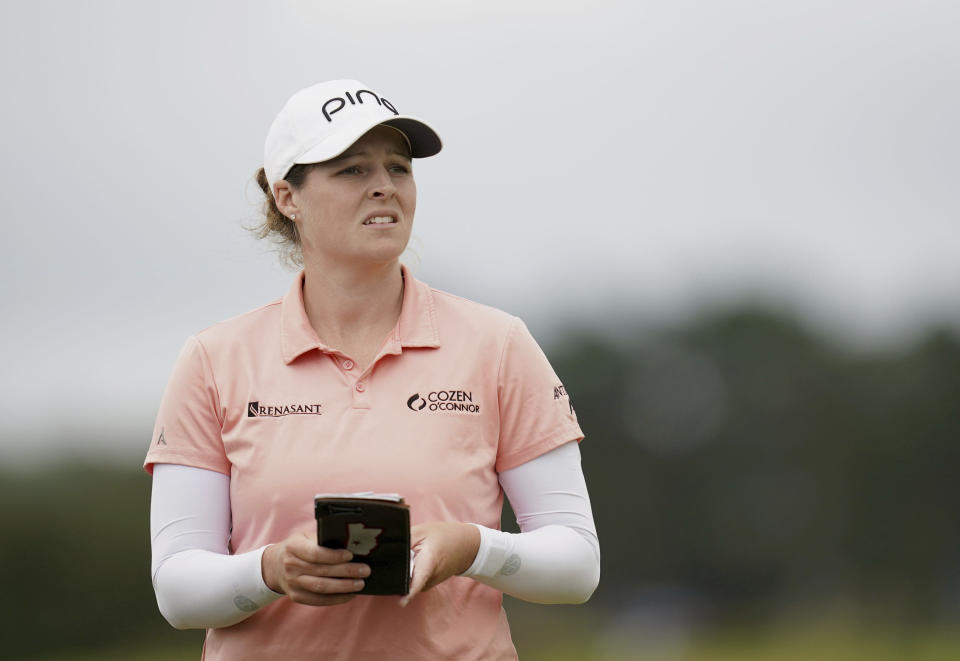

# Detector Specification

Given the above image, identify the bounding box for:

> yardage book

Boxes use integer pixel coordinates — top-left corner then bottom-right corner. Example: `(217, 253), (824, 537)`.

(314, 492), (411, 595)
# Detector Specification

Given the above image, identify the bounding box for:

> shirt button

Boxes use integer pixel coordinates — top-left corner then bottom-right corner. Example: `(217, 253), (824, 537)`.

(342, 359), (354, 370)
(355, 382), (366, 392)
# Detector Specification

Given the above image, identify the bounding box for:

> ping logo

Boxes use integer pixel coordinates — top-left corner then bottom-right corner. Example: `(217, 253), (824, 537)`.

(247, 401), (323, 417)
(322, 88), (399, 122)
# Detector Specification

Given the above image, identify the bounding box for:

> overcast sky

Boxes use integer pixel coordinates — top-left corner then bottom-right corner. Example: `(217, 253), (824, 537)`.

(1, 0), (957, 459)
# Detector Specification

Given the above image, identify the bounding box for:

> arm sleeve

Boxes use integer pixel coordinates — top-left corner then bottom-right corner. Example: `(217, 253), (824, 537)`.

(150, 463), (283, 629)
(460, 441), (600, 604)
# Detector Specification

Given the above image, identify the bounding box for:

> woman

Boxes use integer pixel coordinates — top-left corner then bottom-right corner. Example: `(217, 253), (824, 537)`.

(146, 79), (599, 660)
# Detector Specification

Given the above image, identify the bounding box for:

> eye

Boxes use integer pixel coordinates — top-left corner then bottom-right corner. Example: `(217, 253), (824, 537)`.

(338, 165), (362, 175)
(389, 163), (411, 174)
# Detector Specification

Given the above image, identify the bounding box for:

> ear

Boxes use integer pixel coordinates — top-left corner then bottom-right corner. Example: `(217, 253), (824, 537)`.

(273, 181), (298, 220)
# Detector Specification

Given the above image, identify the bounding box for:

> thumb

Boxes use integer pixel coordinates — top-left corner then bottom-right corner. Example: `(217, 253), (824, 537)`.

(399, 546), (433, 607)
(409, 523), (430, 547)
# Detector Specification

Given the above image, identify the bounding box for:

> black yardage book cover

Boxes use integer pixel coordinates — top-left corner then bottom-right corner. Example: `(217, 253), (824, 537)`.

(314, 493), (411, 596)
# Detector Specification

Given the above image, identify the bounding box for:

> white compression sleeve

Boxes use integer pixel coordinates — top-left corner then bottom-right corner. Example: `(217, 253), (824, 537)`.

(150, 464), (282, 629)
(151, 443), (600, 623)
(460, 441), (600, 604)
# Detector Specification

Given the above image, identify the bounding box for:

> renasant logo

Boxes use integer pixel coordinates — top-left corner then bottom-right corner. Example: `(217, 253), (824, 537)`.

(407, 390), (480, 413)
(248, 401), (323, 418)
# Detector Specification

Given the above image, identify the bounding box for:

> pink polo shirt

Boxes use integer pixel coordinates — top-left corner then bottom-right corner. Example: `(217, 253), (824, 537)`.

(145, 266), (583, 660)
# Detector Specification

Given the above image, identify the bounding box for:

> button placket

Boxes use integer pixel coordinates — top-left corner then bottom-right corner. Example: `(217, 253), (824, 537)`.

(351, 375), (371, 409)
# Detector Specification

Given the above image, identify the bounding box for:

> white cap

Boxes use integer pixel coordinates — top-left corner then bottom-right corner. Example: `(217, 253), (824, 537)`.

(264, 79), (442, 190)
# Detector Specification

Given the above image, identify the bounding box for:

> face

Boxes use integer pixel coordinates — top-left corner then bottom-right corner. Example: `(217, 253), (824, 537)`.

(275, 125), (416, 270)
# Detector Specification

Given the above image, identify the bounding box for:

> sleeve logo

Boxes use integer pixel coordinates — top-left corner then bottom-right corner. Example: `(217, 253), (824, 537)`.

(554, 384), (575, 416)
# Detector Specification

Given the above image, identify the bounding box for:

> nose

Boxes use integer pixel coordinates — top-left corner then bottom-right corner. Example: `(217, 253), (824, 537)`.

(368, 167), (397, 200)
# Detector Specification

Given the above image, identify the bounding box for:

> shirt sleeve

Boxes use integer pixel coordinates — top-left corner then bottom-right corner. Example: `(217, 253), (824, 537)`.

(495, 318), (583, 472)
(144, 335), (230, 476)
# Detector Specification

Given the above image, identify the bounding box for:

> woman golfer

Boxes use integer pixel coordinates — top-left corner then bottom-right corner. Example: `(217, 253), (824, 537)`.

(146, 79), (599, 660)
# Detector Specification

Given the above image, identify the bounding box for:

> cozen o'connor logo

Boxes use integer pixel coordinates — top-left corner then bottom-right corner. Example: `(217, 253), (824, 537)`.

(407, 390), (480, 414)
(247, 401), (323, 418)
(406, 394), (427, 411)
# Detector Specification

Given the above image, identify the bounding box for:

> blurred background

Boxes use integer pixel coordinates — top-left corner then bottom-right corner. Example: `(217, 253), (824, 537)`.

(1, 1), (958, 659)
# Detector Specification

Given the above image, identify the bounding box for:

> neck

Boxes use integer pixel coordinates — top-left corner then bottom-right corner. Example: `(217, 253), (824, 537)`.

(301, 257), (405, 357)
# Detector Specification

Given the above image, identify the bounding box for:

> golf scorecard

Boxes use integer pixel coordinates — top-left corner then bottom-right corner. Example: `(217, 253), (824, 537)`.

(314, 492), (411, 595)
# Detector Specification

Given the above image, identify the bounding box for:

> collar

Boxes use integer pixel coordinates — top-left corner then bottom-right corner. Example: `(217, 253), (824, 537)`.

(280, 264), (441, 364)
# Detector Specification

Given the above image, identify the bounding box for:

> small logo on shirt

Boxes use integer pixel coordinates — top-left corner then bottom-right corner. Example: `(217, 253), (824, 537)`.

(233, 595), (259, 612)
(406, 394), (427, 411)
(499, 553), (522, 576)
(406, 390), (480, 413)
(554, 384), (575, 415)
(247, 401), (323, 417)
(156, 428), (167, 445)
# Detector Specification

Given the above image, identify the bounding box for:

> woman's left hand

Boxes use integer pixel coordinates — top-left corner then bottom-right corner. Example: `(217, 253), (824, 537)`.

(399, 522), (480, 607)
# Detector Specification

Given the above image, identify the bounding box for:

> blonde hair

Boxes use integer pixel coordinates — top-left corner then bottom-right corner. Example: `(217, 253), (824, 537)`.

(252, 165), (312, 268)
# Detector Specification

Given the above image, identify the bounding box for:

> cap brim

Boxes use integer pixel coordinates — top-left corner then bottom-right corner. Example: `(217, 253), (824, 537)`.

(381, 117), (442, 158)
(293, 114), (442, 167)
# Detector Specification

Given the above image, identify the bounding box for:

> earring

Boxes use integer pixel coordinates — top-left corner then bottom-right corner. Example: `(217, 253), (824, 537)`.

(290, 214), (296, 220)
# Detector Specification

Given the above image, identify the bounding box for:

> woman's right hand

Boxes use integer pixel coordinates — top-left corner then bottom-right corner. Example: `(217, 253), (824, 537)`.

(261, 531), (370, 606)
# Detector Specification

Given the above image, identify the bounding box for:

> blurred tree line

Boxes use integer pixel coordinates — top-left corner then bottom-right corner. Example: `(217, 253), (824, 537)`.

(542, 309), (960, 624)
(2, 307), (958, 658)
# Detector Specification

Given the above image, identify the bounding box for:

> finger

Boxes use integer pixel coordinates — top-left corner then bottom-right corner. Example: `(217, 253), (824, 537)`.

(296, 562), (371, 580)
(409, 524), (429, 547)
(295, 574), (366, 595)
(399, 548), (434, 607)
(290, 535), (354, 564)
(287, 592), (358, 607)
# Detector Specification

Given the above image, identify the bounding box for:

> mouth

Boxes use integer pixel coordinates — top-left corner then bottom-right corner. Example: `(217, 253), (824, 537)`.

(363, 215), (397, 226)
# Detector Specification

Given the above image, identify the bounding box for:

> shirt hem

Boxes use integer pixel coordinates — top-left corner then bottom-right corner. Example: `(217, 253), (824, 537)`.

(144, 450), (231, 477)
(495, 425), (583, 473)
